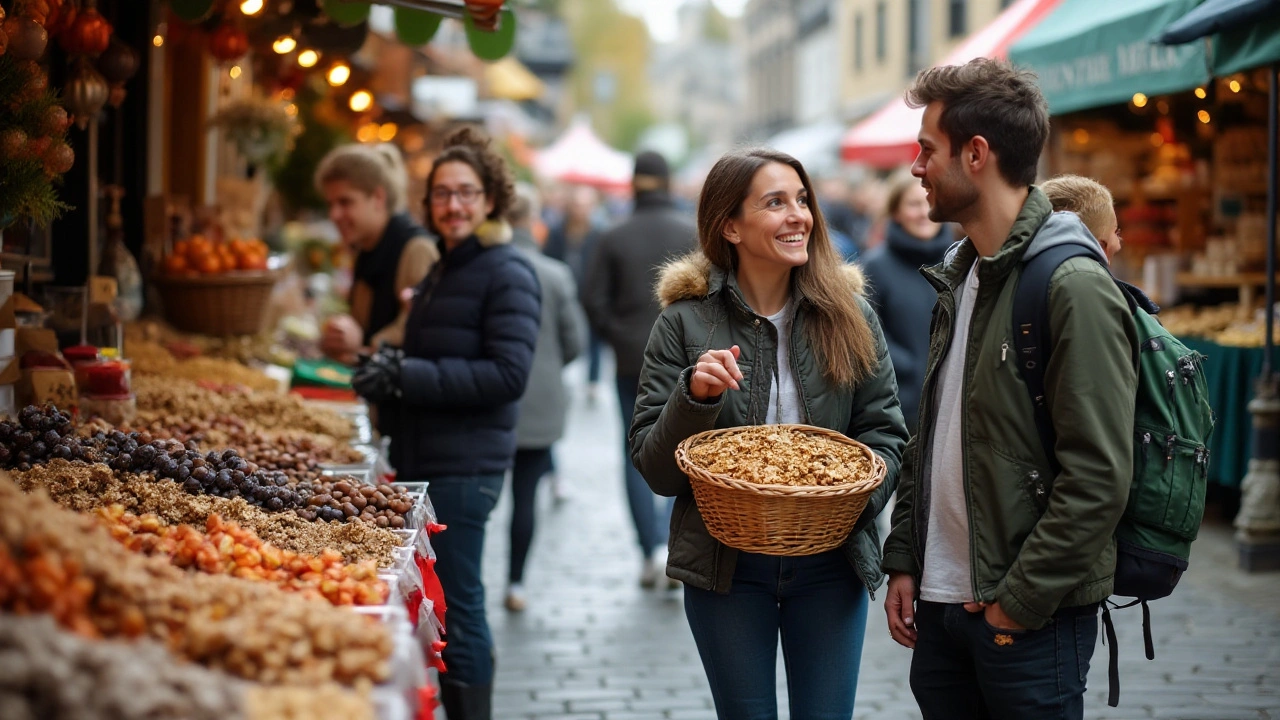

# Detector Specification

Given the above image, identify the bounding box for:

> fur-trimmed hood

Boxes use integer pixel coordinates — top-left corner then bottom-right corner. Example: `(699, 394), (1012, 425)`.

(655, 251), (867, 308)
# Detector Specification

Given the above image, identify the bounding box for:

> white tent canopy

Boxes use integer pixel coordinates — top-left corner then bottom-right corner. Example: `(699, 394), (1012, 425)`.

(534, 116), (634, 192)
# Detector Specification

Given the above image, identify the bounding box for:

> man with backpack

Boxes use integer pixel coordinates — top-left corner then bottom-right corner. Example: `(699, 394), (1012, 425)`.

(881, 58), (1140, 720)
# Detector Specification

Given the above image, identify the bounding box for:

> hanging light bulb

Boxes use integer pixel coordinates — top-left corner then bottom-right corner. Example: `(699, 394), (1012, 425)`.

(240, 0), (264, 15)
(1229, 79), (1242, 93)
(298, 49), (320, 68)
(152, 34), (164, 47)
(327, 62), (351, 87)
(356, 123), (380, 142)
(378, 123), (399, 142)
(229, 65), (243, 79)
(1131, 93), (1148, 108)
(349, 90), (373, 113)
(1194, 87), (1207, 99)
(1198, 110), (1211, 124)
(273, 35), (297, 54)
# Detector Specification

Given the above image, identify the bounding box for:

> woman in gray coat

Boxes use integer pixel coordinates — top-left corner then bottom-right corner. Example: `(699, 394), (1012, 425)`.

(505, 183), (588, 611)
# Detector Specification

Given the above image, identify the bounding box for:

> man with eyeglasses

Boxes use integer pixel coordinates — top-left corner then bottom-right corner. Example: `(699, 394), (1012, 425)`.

(350, 127), (540, 720)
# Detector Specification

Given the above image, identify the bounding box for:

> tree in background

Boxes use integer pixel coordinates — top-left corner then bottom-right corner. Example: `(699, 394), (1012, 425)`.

(557, 0), (652, 151)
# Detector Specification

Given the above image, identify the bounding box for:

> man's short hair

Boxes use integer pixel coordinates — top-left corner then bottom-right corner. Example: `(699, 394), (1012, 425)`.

(905, 58), (1049, 188)
(1041, 174), (1115, 241)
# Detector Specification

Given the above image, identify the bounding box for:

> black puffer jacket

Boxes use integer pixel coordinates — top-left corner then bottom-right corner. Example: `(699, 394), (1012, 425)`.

(395, 222), (542, 478)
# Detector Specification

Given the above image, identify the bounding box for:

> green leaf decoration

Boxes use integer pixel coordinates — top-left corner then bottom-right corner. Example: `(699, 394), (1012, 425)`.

(321, 1), (371, 27)
(395, 8), (442, 46)
(465, 8), (517, 62)
(169, 0), (216, 23)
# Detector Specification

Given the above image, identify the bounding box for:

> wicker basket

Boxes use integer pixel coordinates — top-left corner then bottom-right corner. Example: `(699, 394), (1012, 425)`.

(675, 424), (887, 556)
(152, 271), (279, 337)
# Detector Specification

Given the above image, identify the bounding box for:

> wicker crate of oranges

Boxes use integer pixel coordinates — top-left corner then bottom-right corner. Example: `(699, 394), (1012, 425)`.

(164, 235), (269, 275)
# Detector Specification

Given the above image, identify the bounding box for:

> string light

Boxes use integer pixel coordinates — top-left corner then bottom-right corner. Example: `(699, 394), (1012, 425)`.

(229, 65), (243, 79)
(327, 62), (351, 87)
(284, 103), (298, 117)
(1198, 110), (1211, 124)
(298, 49), (320, 68)
(378, 123), (398, 142)
(1194, 87), (1207, 99)
(1132, 93), (1148, 108)
(349, 90), (373, 113)
(1229, 79), (1242, 93)
(356, 123), (380, 143)
(152, 34), (164, 47)
(240, 0), (264, 15)
(272, 35), (297, 54)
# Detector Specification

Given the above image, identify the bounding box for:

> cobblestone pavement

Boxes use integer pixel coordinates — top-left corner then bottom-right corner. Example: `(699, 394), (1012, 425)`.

(453, 364), (1280, 720)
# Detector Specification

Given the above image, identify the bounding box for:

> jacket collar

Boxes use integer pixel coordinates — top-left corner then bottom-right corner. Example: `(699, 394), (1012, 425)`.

(925, 186), (1054, 292)
(655, 251), (866, 310)
(885, 221), (954, 267)
(634, 190), (676, 212)
(435, 219), (514, 265)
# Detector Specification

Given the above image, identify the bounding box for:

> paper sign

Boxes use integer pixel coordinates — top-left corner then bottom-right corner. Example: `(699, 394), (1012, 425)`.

(90, 276), (118, 305)
(28, 369), (77, 409)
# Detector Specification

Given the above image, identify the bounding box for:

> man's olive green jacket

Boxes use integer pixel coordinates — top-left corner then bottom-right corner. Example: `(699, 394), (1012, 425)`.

(881, 188), (1139, 630)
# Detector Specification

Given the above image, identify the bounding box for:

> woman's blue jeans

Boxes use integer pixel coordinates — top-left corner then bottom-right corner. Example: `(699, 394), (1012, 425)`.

(426, 473), (504, 686)
(683, 550), (870, 720)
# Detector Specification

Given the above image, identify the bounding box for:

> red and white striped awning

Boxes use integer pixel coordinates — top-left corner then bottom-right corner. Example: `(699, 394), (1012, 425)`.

(840, 0), (1064, 168)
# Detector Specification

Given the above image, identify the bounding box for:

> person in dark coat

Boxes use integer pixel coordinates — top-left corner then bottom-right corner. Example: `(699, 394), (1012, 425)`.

(860, 176), (954, 433)
(504, 182), (587, 612)
(544, 186), (606, 395)
(582, 151), (697, 588)
(351, 127), (540, 720)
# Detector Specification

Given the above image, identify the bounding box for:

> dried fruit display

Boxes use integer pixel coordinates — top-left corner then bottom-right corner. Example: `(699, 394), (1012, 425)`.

(96, 505), (389, 606)
(0, 614), (375, 720)
(15, 462), (402, 565)
(687, 426), (877, 487)
(0, 476), (393, 686)
(2, 407), (415, 528)
(134, 375), (353, 439)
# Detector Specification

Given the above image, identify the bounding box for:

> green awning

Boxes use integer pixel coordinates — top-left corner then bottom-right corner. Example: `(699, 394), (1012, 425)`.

(1214, 12), (1280, 75)
(1009, 0), (1211, 114)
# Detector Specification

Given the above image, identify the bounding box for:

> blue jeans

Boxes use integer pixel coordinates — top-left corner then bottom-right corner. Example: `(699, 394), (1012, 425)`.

(426, 473), (504, 686)
(683, 550), (870, 720)
(909, 601), (1098, 720)
(616, 375), (672, 557)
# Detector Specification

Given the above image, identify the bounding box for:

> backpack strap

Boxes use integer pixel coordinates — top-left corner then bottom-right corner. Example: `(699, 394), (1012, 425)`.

(1012, 244), (1137, 474)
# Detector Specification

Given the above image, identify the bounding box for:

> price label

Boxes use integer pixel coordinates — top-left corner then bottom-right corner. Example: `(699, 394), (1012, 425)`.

(90, 276), (118, 305)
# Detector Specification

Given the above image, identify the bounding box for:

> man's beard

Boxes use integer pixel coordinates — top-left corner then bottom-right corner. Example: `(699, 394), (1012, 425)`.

(928, 159), (980, 225)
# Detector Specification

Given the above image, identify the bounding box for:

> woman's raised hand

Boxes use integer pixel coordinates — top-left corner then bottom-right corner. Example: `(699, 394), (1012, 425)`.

(689, 345), (743, 401)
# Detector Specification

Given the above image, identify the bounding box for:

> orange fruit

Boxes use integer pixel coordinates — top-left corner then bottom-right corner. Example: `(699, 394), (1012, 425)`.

(164, 254), (189, 275)
(197, 254), (222, 274)
(174, 239), (191, 258)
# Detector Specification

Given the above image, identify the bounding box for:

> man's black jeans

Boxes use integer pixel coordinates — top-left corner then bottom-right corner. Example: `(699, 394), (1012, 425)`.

(910, 600), (1099, 720)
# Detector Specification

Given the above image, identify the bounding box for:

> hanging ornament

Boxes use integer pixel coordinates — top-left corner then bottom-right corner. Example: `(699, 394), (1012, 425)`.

(43, 142), (75, 177)
(20, 65), (49, 103)
(0, 129), (27, 158)
(97, 35), (139, 107)
(64, 57), (109, 130)
(394, 8), (442, 47)
(169, 0), (216, 23)
(40, 105), (69, 137)
(5, 15), (49, 61)
(320, 0), (371, 27)
(59, 2), (111, 57)
(23, 0), (51, 26)
(45, 0), (76, 38)
(465, 8), (516, 62)
(209, 19), (249, 63)
(465, 1), (504, 32)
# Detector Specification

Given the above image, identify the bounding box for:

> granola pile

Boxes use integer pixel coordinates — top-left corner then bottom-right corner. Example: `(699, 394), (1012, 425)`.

(688, 426), (875, 487)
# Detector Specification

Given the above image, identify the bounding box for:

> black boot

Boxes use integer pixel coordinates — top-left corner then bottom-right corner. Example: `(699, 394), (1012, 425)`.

(439, 679), (492, 720)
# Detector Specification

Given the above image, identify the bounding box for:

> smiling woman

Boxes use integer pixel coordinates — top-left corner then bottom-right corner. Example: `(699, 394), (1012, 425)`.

(628, 147), (910, 720)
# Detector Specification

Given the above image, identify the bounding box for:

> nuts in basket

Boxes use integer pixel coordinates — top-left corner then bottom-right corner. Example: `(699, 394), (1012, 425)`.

(687, 425), (876, 487)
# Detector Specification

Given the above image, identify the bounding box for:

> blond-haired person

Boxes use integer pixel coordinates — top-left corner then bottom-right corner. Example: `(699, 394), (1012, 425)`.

(315, 143), (438, 364)
(1040, 174), (1123, 261)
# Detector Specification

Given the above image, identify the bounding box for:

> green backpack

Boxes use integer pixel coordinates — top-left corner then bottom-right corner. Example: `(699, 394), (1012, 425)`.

(1013, 244), (1215, 707)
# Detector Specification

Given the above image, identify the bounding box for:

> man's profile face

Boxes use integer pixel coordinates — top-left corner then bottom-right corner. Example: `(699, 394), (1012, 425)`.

(912, 102), (980, 225)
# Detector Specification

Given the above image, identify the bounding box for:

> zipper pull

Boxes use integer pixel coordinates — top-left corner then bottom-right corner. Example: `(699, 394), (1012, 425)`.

(1001, 341), (1009, 362)
(1164, 434), (1177, 463)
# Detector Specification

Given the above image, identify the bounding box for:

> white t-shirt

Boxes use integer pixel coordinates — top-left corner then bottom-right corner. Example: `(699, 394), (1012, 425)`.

(920, 261), (979, 604)
(765, 300), (803, 425)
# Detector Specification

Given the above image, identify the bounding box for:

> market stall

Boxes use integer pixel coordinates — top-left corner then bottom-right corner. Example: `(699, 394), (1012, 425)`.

(1006, 0), (1280, 492)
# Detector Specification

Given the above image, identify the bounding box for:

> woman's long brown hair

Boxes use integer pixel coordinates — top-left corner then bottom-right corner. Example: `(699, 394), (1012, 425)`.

(697, 148), (878, 387)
